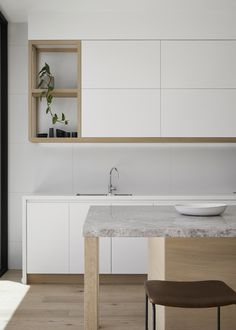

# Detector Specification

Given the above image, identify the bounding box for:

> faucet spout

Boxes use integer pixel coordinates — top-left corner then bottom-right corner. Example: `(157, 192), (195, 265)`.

(108, 167), (119, 195)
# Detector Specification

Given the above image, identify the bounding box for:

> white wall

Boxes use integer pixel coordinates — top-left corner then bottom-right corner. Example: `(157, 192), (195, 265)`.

(9, 22), (236, 269)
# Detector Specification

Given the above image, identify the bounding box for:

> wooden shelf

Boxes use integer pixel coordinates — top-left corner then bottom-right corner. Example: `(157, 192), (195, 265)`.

(30, 137), (80, 143)
(37, 48), (78, 53)
(32, 88), (78, 98)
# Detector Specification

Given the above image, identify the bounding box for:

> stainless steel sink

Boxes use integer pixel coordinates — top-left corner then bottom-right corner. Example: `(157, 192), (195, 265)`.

(76, 193), (107, 196)
(76, 193), (132, 196)
(113, 193), (133, 196)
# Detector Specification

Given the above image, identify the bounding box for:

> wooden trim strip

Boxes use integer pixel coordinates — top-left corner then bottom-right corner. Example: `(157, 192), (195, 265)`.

(27, 274), (147, 284)
(29, 40), (81, 46)
(29, 137), (236, 143)
(37, 48), (77, 53)
(32, 88), (77, 97)
(77, 137), (236, 143)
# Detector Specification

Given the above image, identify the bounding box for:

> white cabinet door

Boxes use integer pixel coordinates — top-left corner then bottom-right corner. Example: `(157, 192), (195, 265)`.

(161, 41), (236, 88)
(69, 202), (111, 274)
(82, 40), (160, 88)
(81, 40), (160, 139)
(27, 202), (69, 273)
(161, 89), (236, 137)
(111, 203), (152, 274)
(82, 89), (160, 137)
(112, 237), (148, 274)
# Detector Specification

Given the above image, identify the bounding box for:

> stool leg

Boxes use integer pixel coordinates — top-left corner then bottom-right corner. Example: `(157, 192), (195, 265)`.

(152, 304), (156, 330)
(145, 294), (148, 330)
(217, 307), (221, 330)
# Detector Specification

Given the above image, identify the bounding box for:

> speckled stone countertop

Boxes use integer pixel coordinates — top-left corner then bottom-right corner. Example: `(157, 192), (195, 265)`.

(83, 205), (236, 237)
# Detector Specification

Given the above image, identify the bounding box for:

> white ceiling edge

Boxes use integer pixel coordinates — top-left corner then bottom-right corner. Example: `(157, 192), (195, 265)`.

(28, 6), (236, 40)
(1, 0), (236, 24)
(2, 0), (236, 40)
(0, 0), (169, 23)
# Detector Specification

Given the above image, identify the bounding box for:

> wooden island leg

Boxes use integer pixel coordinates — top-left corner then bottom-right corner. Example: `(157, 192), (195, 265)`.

(148, 237), (165, 330)
(84, 237), (99, 330)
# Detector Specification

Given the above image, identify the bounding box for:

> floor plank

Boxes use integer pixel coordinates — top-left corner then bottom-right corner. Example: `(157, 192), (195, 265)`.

(0, 271), (145, 330)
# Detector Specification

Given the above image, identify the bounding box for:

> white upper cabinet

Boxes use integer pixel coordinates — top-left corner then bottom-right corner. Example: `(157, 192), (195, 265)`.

(161, 89), (236, 137)
(161, 41), (236, 88)
(82, 89), (160, 137)
(82, 41), (160, 88)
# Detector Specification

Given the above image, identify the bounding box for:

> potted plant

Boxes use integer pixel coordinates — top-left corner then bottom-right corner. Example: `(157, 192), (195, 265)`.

(38, 63), (68, 125)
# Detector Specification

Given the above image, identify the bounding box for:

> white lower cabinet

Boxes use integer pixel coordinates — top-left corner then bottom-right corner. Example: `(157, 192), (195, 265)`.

(27, 202), (69, 273)
(24, 196), (236, 280)
(69, 202), (111, 274)
(112, 237), (148, 274)
(111, 202), (152, 274)
(26, 200), (149, 276)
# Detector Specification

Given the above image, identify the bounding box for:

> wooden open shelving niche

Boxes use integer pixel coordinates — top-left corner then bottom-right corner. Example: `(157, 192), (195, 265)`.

(28, 40), (81, 143)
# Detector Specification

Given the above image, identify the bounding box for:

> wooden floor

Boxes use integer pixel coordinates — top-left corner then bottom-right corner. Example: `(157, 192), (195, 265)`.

(0, 271), (145, 330)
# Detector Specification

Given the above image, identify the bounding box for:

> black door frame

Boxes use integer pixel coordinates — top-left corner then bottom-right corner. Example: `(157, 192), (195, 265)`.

(0, 11), (8, 275)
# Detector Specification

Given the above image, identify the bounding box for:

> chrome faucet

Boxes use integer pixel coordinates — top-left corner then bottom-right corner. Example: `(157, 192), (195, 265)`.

(108, 167), (119, 195)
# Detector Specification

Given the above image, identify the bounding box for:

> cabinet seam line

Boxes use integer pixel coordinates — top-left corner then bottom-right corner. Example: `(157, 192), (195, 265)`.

(160, 40), (162, 137)
(68, 203), (70, 273)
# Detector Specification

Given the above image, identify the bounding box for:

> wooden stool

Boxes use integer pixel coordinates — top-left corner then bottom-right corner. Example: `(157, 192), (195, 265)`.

(145, 280), (236, 330)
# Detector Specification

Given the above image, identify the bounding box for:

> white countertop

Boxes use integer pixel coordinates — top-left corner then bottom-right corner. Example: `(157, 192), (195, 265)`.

(23, 194), (236, 202)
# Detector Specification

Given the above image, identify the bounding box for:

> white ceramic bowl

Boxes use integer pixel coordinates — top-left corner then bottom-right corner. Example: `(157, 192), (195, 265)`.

(174, 203), (227, 216)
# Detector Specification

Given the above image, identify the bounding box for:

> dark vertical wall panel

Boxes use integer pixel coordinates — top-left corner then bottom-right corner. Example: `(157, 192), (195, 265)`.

(0, 11), (8, 275)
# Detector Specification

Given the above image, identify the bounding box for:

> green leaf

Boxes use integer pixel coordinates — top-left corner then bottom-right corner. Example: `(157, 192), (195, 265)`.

(62, 113), (65, 121)
(38, 68), (45, 76)
(47, 95), (53, 103)
(38, 63), (51, 78)
(38, 80), (43, 88)
(38, 63), (58, 123)
(38, 72), (47, 80)
(46, 89), (50, 97)
(52, 115), (57, 124)
(45, 63), (51, 74)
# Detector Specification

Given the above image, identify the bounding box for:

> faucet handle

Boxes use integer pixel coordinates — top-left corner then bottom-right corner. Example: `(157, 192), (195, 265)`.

(108, 184), (116, 195)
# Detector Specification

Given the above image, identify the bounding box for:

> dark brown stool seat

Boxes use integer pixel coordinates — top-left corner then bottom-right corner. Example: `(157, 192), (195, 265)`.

(145, 280), (236, 330)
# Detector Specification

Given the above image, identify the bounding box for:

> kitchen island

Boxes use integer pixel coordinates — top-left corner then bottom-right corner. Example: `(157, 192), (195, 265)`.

(83, 205), (236, 330)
